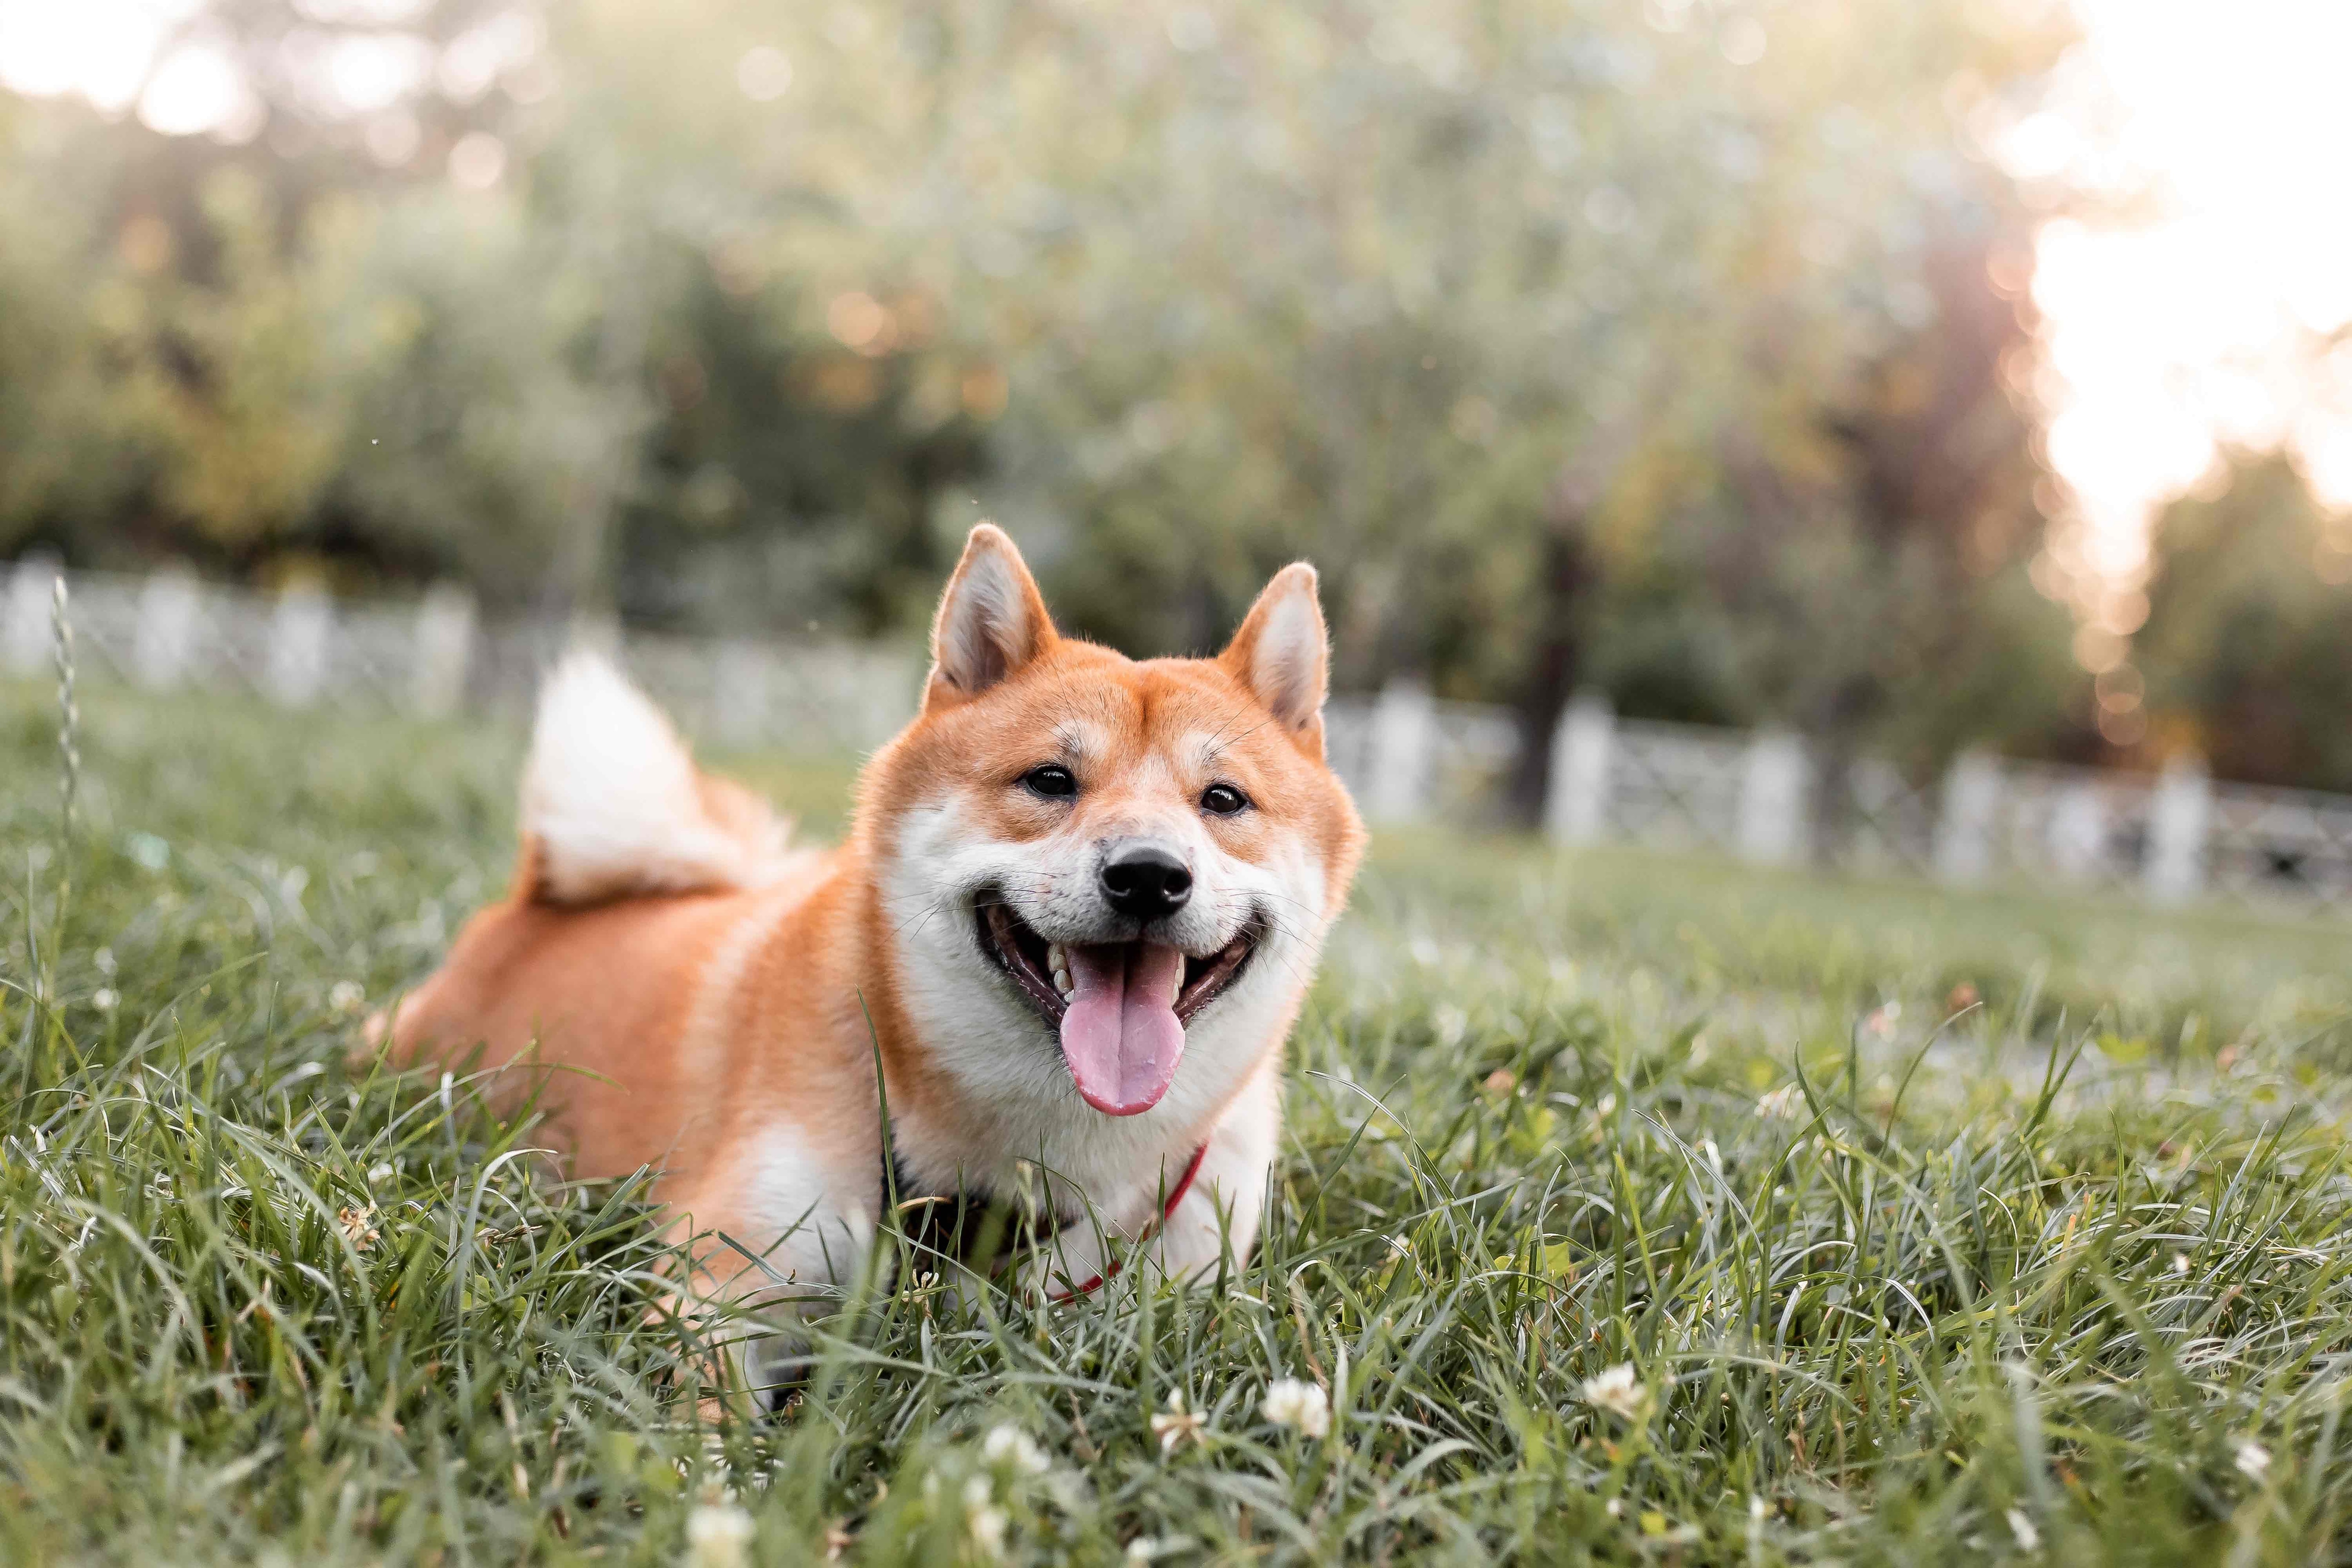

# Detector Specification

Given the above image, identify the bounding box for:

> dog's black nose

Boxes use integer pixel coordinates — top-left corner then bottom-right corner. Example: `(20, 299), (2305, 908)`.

(1099, 842), (1192, 921)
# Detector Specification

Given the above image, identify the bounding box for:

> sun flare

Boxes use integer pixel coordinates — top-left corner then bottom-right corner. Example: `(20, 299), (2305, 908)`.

(2015, 0), (2352, 610)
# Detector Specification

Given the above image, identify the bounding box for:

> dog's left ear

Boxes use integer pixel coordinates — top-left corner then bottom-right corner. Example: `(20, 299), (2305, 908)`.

(1220, 563), (1329, 756)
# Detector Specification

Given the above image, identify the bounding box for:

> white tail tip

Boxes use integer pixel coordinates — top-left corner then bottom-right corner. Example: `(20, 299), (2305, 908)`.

(519, 650), (790, 904)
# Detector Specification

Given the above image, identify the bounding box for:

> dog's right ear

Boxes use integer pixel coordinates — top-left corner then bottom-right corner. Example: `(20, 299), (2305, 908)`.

(924, 523), (1057, 712)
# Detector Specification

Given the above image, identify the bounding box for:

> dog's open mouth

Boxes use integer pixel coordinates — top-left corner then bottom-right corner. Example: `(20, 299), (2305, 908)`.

(979, 899), (1257, 1117)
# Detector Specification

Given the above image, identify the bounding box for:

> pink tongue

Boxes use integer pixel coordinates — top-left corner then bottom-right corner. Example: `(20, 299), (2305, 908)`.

(1059, 942), (1187, 1115)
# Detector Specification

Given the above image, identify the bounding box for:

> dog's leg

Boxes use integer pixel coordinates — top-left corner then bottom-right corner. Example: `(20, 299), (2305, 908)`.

(653, 1175), (877, 1418)
(1151, 1062), (1279, 1283)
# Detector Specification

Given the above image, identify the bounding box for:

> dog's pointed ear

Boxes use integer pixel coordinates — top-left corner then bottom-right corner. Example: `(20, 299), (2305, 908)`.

(924, 523), (1056, 711)
(1220, 563), (1329, 754)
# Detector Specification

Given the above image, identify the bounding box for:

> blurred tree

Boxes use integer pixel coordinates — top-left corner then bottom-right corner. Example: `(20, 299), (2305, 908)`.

(0, 0), (2087, 797)
(2137, 453), (2352, 791)
(784, 0), (2081, 820)
(0, 0), (989, 618)
(1696, 203), (2085, 836)
(0, 96), (140, 549)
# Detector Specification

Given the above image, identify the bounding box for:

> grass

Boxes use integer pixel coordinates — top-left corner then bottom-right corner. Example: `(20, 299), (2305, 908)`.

(4, 678), (2352, 1565)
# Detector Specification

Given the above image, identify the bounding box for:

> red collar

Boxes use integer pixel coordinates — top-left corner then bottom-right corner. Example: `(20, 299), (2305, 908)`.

(1045, 1141), (1208, 1303)
(886, 1140), (1210, 1303)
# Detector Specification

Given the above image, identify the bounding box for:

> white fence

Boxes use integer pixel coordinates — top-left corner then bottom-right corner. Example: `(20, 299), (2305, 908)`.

(8, 558), (2350, 915)
(1326, 684), (2352, 915)
(1, 558), (920, 757)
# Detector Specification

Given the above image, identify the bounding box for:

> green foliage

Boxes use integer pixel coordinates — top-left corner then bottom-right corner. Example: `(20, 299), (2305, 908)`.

(793, 0), (2083, 779)
(5, 684), (2352, 1563)
(0, 0), (989, 618)
(0, 98), (148, 543)
(0, 103), (637, 596)
(2137, 452), (2352, 791)
(0, 0), (2086, 770)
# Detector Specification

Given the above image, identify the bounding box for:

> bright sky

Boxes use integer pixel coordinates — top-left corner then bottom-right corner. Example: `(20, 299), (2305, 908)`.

(3, 0), (2347, 605)
(0, 0), (206, 119)
(2011, 0), (2352, 607)
(0, 0), (503, 142)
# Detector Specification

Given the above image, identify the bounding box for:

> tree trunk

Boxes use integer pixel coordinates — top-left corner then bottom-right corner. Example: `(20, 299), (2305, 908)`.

(1804, 675), (1875, 868)
(1503, 502), (1598, 828)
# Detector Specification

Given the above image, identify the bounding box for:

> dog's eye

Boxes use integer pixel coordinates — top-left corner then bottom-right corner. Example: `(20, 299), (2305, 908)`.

(1200, 783), (1250, 816)
(1023, 764), (1078, 799)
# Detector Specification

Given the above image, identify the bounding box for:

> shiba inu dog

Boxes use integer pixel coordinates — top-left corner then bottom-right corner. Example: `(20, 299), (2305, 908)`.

(371, 524), (1364, 1338)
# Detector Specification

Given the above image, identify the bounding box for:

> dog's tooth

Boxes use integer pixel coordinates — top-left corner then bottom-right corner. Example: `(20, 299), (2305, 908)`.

(1046, 942), (1065, 973)
(1053, 967), (1073, 998)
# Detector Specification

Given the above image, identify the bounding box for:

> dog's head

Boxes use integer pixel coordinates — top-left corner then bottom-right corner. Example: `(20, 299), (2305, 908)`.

(861, 525), (1364, 1172)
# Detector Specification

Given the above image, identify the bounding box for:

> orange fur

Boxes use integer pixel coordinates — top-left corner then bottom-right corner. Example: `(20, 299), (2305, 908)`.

(371, 525), (1366, 1325)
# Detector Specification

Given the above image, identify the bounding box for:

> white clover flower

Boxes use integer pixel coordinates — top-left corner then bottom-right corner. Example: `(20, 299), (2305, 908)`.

(336, 1204), (380, 1251)
(961, 1476), (1008, 1559)
(1756, 1084), (1802, 1121)
(1149, 1390), (1207, 1454)
(967, 1502), (1008, 1559)
(1580, 1363), (1647, 1420)
(2005, 1507), (2039, 1552)
(1260, 1377), (1331, 1438)
(92, 988), (119, 1012)
(2237, 1441), (2272, 1480)
(684, 1502), (755, 1568)
(982, 1424), (1050, 1475)
(330, 980), (367, 1014)
(1043, 1468), (1089, 1512)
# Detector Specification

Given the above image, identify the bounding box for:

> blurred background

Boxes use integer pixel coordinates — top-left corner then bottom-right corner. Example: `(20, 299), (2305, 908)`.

(0, 0), (2347, 837)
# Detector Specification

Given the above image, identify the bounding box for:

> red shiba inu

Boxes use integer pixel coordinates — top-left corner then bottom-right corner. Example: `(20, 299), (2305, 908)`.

(372, 524), (1364, 1335)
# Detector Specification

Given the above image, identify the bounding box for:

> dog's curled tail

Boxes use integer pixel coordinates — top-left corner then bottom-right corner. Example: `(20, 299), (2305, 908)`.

(517, 649), (795, 905)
